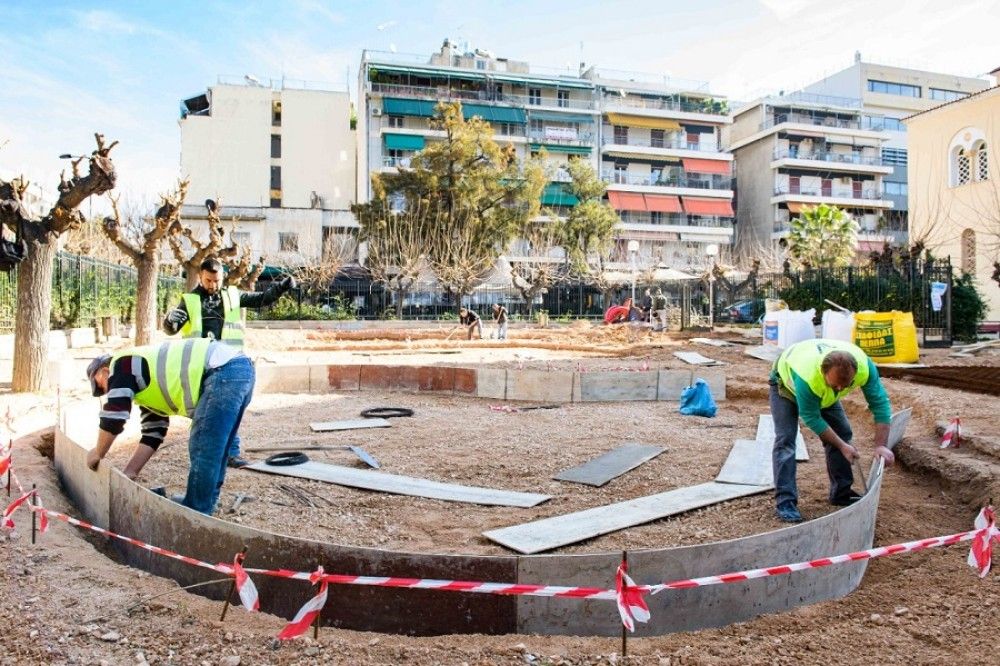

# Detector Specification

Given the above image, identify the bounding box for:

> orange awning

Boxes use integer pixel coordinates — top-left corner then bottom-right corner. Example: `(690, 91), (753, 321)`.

(682, 197), (735, 217)
(786, 202), (804, 214)
(682, 158), (731, 175)
(643, 194), (683, 213)
(607, 191), (647, 212)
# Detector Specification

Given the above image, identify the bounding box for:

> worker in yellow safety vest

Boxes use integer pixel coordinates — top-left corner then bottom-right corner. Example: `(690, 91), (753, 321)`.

(85, 339), (255, 515)
(164, 257), (293, 468)
(770, 339), (895, 523)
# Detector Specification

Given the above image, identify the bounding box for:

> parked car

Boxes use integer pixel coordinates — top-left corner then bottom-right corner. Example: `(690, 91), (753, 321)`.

(724, 299), (765, 323)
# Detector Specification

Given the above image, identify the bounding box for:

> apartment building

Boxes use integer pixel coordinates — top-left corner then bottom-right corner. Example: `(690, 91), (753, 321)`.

(178, 78), (357, 266)
(801, 56), (990, 243)
(727, 92), (893, 256)
(357, 40), (736, 275)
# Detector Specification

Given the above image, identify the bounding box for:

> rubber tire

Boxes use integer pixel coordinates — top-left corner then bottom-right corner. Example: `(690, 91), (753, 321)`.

(265, 451), (309, 466)
(360, 407), (414, 419)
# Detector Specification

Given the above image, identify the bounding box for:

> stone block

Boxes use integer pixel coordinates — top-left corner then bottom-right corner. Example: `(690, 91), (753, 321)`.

(254, 364), (311, 394)
(476, 368), (507, 400)
(506, 369), (573, 403)
(361, 365), (419, 391)
(579, 371), (659, 402)
(693, 368), (727, 401)
(657, 369), (692, 401)
(454, 368), (477, 394)
(417, 365), (455, 392)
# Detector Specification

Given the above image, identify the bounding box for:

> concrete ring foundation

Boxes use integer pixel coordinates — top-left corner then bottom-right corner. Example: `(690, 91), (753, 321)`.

(54, 363), (881, 637)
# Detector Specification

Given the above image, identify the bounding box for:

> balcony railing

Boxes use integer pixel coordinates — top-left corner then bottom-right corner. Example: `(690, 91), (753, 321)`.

(601, 136), (721, 153)
(528, 130), (594, 145)
(370, 82), (596, 110)
(601, 95), (728, 116)
(773, 148), (885, 166)
(774, 185), (884, 200)
(619, 213), (733, 228)
(761, 113), (885, 132)
(383, 156), (413, 168)
(600, 170), (731, 190)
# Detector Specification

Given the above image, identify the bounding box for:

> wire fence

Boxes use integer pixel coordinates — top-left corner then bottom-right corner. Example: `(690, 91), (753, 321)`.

(0, 252), (186, 334)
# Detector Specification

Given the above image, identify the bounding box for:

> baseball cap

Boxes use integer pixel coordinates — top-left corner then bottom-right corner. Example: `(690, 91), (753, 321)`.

(86, 354), (113, 397)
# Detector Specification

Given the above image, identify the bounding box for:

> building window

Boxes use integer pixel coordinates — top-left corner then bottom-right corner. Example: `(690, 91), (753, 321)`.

(476, 60), (486, 70)
(883, 182), (908, 196)
(270, 165), (281, 190)
(867, 80), (920, 97)
(494, 121), (516, 136)
(961, 229), (976, 274)
(957, 151), (972, 185)
(650, 211), (664, 225)
(530, 118), (543, 133)
(232, 232), (251, 247)
(613, 125), (628, 144)
(270, 195), (281, 208)
(529, 88), (541, 105)
(557, 91), (569, 108)
(975, 143), (989, 181)
(278, 232), (298, 253)
(882, 117), (907, 132)
(271, 100), (282, 126)
(881, 147), (908, 166)
(650, 129), (665, 148)
(387, 115), (404, 128)
(270, 134), (281, 159)
(929, 88), (969, 102)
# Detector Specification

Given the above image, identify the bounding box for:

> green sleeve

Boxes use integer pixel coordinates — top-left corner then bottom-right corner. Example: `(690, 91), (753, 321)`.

(860, 358), (892, 424)
(791, 371), (829, 437)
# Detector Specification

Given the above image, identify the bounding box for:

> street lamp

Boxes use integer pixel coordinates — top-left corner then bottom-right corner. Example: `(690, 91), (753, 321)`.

(627, 239), (640, 302)
(705, 243), (719, 329)
(59, 153), (88, 160)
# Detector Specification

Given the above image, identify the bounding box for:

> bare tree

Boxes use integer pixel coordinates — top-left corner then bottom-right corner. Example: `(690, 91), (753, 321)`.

(101, 181), (187, 344)
(166, 200), (259, 290)
(285, 230), (356, 302)
(356, 201), (430, 318)
(1, 134), (117, 392)
(508, 218), (567, 314)
(224, 244), (265, 291)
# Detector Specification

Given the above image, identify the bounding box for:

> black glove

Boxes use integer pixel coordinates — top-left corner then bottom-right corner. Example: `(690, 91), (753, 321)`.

(166, 308), (188, 328)
(281, 275), (297, 291)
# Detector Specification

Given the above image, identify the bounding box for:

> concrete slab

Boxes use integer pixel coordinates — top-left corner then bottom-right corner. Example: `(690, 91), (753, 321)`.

(247, 460), (551, 508)
(476, 368), (507, 400)
(756, 415), (809, 462)
(694, 368), (727, 401)
(673, 351), (722, 366)
(323, 365), (362, 391)
(715, 439), (774, 487)
(454, 368), (477, 395)
(657, 369), (692, 401)
(483, 482), (768, 554)
(310, 418), (391, 432)
(553, 443), (665, 487)
(506, 369), (573, 403)
(745, 345), (782, 363)
(578, 371), (658, 402)
(888, 408), (912, 450)
(254, 364), (311, 394)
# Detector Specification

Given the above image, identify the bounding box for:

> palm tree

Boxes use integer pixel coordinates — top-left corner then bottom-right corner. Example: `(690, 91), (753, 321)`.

(786, 203), (858, 269)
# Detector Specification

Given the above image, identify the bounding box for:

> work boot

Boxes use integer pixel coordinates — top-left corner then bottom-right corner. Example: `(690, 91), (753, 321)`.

(775, 503), (803, 523)
(227, 455), (250, 469)
(149, 486), (166, 498)
(830, 490), (864, 506)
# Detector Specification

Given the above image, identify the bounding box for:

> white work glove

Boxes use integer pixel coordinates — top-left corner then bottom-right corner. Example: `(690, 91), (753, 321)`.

(166, 309), (188, 327)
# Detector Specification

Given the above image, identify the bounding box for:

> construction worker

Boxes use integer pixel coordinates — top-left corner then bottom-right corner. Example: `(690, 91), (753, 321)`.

(491, 303), (508, 340)
(85, 339), (255, 515)
(457, 307), (483, 340)
(770, 339), (895, 523)
(163, 257), (293, 468)
(651, 287), (668, 331)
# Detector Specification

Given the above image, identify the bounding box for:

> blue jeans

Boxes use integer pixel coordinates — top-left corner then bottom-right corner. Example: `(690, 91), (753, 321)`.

(496, 321), (508, 340)
(770, 381), (855, 509)
(182, 356), (255, 514)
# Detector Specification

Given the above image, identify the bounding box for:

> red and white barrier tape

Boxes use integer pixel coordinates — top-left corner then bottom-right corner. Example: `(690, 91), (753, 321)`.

(940, 417), (961, 449)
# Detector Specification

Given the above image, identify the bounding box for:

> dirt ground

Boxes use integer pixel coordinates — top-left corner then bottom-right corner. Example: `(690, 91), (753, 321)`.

(2, 325), (999, 664)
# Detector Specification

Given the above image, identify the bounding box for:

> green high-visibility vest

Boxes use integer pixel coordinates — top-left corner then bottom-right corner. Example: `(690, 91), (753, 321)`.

(179, 286), (245, 347)
(112, 339), (210, 418)
(775, 339), (870, 409)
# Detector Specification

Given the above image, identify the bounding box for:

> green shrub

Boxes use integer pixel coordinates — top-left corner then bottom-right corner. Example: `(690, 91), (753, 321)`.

(951, 272), (987, 342)
(254, 294), (357, 321)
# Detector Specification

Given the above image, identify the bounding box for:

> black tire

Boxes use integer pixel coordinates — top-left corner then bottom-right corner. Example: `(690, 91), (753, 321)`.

(360, 407), (414, 419)
(265, 452), (309, 466)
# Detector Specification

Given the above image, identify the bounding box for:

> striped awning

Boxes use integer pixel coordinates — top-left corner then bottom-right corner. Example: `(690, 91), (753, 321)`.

(605, 113), (682, 131)
(382, 98), (437, 117)
(462, 104), (526, 124)
(644, 194), (683, 213)
(682, 158), (731, 175)
(383, 133), (426, 151)
(607, 191), (648, 212)
(682, 197), (735, 216)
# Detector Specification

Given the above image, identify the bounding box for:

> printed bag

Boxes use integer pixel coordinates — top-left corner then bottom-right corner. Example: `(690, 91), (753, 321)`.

(853, 311), (919, 363)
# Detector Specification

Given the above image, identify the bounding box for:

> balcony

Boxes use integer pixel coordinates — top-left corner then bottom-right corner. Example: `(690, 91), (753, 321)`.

(601, 94), (729, 117)
(619, 212), (733, 228)
(774, 184), (884, 200)
(370, 82), (596, 110)
(528, 129), (594, 146)
(761, 112), (885, 133)
(600, 170), (732, 190)
(382, 156), (413, 168)
(601, 135), (722, 153)
(773, 148), (884, 166)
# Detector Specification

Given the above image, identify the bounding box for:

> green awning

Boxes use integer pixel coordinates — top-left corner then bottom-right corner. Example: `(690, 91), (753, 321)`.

(462, 104), (527, 124)
(526, 111), (595, 124)
(368, 64), (486, 82)
(529, 143), (592, 155)
(382, 98), (437, 117)
(541, 183), (579, 207)
(384, 133), (426, 150)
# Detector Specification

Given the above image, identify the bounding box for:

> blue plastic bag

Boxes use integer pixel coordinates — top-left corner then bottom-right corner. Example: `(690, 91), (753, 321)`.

(679, 378), (717, 417)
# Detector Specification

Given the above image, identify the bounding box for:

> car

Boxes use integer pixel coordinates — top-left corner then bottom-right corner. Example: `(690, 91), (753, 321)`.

(725, 299), (765, 323)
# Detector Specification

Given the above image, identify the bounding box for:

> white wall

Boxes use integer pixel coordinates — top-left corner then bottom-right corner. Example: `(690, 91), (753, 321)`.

(280, 89), (356, 210)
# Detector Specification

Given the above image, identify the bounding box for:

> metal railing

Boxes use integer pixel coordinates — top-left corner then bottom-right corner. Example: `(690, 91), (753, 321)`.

(761, 113), (885, 132)
(382, 156), (413, 168)
(527, 130), (594, 145)
(772, 148), (885, 166)
(774, 185), (885, 200)
(370, 82), (596, 110)
(0, 252), (186, 333)
(601, 95), (728, 116)
(601, 135), (721, 152)
(618, 212), (734, 228)
(601, 170), (732, 189)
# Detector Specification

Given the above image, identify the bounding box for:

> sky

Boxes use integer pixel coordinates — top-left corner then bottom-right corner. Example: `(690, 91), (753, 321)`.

(2, 0), (998, 209)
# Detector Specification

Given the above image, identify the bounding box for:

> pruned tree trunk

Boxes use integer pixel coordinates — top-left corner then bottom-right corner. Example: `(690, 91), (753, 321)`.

(133, 255), (159, 345)
(12, 235), (58, 391)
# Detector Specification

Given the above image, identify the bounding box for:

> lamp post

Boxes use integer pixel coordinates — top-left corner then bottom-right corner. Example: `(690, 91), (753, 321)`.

(705, 243), (719, 329)
(627, 239), (639, 303)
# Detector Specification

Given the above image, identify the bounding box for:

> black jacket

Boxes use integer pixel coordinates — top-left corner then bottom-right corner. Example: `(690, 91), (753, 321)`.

(163, 282), (286, 340)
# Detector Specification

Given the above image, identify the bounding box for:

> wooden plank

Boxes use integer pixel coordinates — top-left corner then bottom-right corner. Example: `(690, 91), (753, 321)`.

(673, 351), (723, 366)
(553, 443), (665, 487)
(482, 482), (768, 554)
(246, 460), (550, 508)
(715, 439), (774, 487)
(755, 414), (809, 462)
(888, 408), (912, 449)
(309, 418), (391, 432)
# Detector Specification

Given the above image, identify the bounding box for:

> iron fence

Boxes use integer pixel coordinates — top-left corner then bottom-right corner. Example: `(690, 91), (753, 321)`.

(0, 252), (185, 333)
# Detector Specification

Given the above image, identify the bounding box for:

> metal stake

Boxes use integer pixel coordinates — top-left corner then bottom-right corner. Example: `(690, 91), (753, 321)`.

(621, 550), (628, 660)
(220, 546), (249, 621)
(30, 483), (37, 544)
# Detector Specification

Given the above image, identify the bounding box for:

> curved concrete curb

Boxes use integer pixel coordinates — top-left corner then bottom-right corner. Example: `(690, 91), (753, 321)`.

(53, 375), (880, 637)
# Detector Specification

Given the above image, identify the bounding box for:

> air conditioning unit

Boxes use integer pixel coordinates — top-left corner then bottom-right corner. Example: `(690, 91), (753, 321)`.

(371, 108), (382, 116)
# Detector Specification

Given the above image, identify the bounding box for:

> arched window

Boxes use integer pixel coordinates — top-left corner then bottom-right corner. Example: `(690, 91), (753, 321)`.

(961, 228), (976, 274)
(949, 128), (987, 187)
